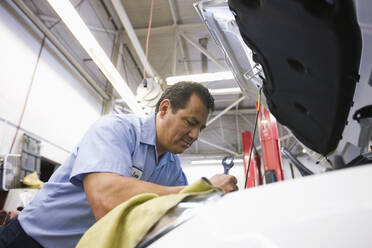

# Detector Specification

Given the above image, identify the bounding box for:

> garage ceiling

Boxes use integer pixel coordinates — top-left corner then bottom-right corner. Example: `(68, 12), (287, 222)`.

(11, 0), (300, 158)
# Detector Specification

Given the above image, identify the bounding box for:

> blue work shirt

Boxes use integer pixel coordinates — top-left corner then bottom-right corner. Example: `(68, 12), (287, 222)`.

(18, 113), (188, 248)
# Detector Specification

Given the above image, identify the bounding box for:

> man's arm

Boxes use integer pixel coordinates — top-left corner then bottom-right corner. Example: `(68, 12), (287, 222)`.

(83, 172), (184, 220)
(83, 172), (238, 220)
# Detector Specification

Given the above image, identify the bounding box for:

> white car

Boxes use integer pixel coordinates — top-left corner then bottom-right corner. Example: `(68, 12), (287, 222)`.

(138, 0), (372, 247)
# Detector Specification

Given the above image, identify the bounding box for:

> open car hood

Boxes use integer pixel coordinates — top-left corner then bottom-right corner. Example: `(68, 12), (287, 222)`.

(195, 0), (362, 155)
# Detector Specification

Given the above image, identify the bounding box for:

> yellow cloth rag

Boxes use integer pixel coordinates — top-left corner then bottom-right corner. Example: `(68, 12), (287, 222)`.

(22, 172), (44, 189)
(76, 178), (220, 248)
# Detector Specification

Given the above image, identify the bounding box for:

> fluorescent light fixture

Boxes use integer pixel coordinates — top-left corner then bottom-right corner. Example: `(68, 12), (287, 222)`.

(209, 87), (241, 95)
(166, 71), (234, 85)
(191, 159), (243, 165)
(46, 0), (144, 115)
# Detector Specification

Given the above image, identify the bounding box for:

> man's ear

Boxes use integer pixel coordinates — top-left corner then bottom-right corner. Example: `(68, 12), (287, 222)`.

(158, 99), (171, 117)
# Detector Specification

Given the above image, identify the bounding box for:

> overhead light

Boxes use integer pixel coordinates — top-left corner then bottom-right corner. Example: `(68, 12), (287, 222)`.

(209, 87), (241, 95)
(302, 148), (307, 153)
(166, 71), (234, 85)
(46, 0), (144, 115)
(191, 159), (243, 165)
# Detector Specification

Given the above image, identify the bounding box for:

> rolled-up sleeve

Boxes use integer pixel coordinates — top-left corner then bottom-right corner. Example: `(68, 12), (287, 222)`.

(70, 116), (136, 187)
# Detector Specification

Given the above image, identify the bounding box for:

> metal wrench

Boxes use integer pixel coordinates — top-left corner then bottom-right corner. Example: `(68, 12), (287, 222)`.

(222, 156), (234, 174)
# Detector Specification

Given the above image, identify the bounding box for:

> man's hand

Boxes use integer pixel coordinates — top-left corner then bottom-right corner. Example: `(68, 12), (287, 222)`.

(209, 174), (238, 193)
(8, 211), (20, 219)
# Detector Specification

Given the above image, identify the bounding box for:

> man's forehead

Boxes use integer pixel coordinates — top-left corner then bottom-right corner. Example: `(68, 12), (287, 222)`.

(184, 93), (205, 107)
(172, 93), (209, 121)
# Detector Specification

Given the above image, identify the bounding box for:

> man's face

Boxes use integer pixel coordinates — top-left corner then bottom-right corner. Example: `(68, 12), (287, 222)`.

(157, 94), (209, 155)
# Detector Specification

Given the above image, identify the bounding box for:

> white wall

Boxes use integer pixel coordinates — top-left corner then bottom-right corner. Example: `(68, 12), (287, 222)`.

(0, 2), (102, 164)
(180, 158), (246, 189)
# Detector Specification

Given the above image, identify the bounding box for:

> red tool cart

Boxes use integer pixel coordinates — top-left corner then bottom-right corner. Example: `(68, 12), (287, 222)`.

(257, 106), (285, 183)
(242, 131), (262, 188)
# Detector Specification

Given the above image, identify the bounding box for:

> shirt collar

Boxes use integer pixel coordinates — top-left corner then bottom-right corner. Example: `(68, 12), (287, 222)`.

(159, 152), (176, 167)
(140, 113), (157, 146)
(168, 153), (175, 162)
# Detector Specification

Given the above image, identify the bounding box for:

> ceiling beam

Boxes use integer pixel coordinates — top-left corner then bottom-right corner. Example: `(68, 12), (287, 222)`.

(167, 0), (178, 25)
(239, 113), (255, 128)
(177, 33), (191, 74)
(171, 32), (177, 75)
(167, 0), (187, 75)
(134, 23), (205, 36)
(211, 108), (256, 116)
(179, 32), (226, 70)
(207, 95), (247, 126)
(111, 0), (158, 79)
(198, 138), (239, 157)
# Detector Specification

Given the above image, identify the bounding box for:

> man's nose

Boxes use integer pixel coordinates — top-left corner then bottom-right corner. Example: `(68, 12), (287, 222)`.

(188, 127), (200, 141)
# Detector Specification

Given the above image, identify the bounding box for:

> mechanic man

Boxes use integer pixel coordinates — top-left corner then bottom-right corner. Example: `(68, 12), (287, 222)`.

(0, 82), (238, 248)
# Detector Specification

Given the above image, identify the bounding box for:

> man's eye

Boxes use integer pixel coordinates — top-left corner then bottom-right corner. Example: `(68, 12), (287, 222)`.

(185, 120), (193, 126)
